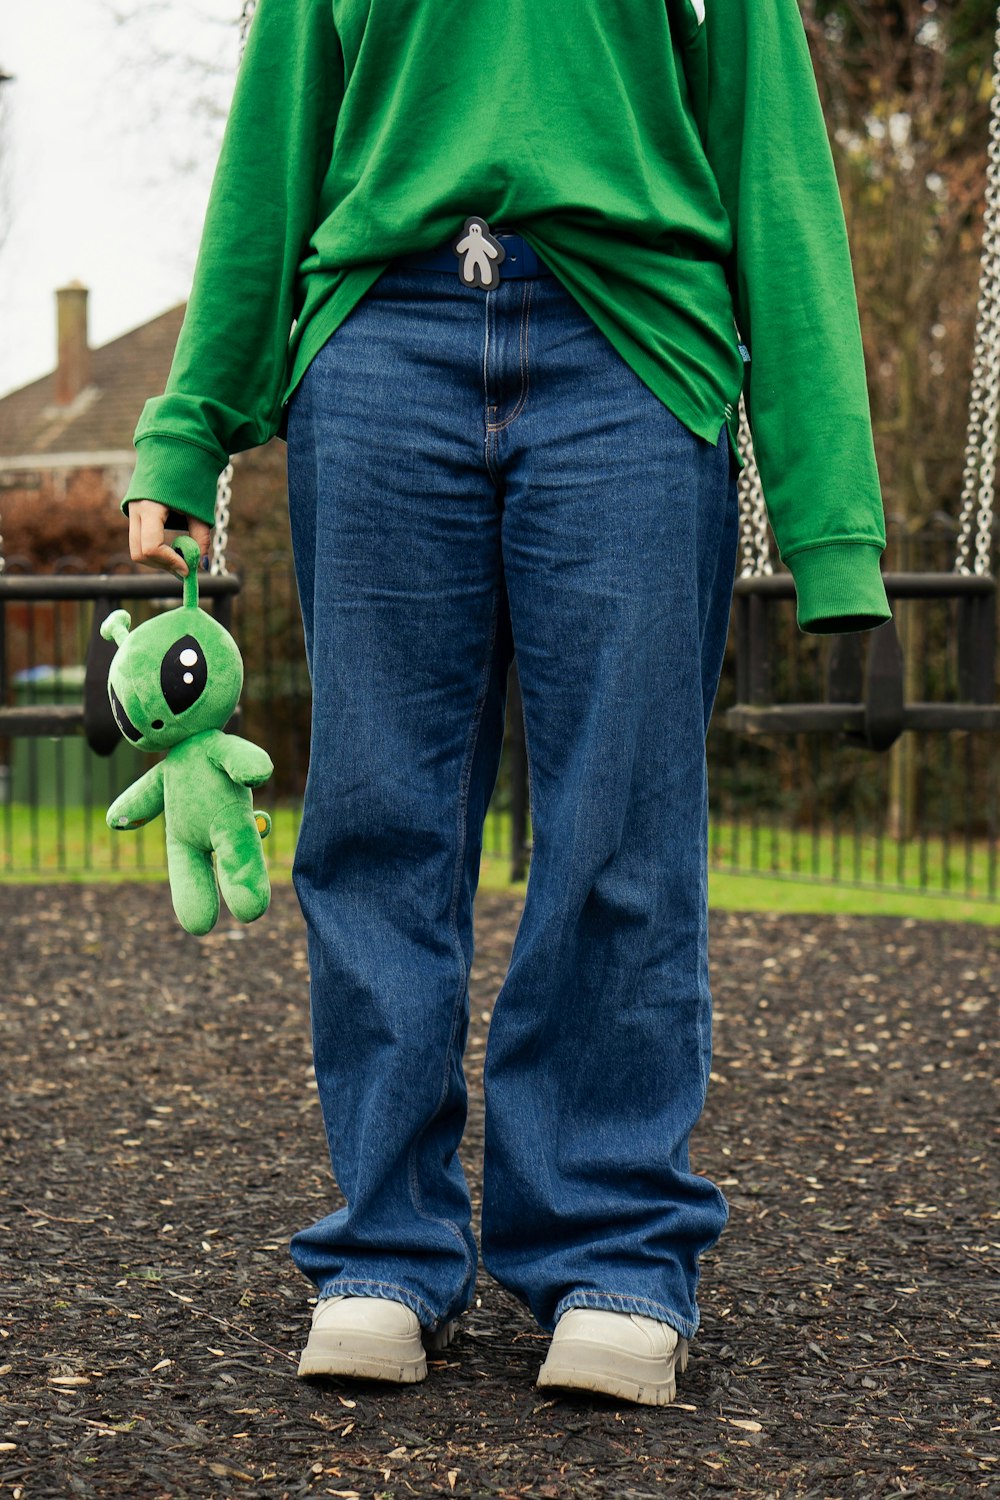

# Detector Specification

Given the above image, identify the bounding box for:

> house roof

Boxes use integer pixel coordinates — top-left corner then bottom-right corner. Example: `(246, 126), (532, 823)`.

(0, 302), (185, 462)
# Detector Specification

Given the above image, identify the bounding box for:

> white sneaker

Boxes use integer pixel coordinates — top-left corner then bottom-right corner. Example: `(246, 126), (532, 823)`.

(536, 1308), (690, 1406)
(297, 1295), (459, 1382)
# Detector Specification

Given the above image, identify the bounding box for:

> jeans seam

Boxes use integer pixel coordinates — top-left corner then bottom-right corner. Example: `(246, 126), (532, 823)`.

(487, 279), (533, 431)
(483, 292), (501, 484)
(520, 687), (537, 854)
(482, 289), (494, 426)
(406, 582), (501, 1286)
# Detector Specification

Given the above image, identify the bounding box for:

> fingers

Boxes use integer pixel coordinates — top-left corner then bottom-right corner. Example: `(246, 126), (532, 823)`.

(127, 500), (201, 576)
(188, 517), (214, 570)
(128, 499), (186, 574)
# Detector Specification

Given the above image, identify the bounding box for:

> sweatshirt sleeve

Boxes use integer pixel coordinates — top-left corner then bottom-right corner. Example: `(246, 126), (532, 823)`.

(675, 0), (892, 634)
(121, 0), (343, 530)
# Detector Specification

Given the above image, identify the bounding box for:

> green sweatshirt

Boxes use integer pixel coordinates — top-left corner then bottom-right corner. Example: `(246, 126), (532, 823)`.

(122, 0), (892, 635)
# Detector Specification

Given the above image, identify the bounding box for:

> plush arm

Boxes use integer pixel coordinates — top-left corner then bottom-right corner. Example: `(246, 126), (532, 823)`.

(206, 733), (274, 788)
(107, 763), (166, 830)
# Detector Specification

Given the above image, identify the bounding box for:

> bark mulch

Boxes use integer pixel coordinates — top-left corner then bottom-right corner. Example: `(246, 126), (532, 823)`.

(1, 883), (997, 1500)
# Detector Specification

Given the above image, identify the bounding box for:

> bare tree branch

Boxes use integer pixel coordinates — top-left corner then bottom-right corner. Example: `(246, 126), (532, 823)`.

(94, 0), (245, 272)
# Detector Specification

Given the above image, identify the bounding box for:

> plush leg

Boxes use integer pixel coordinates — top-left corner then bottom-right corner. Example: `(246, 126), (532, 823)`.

(213, 812), (271, 924)
(166, 834), (220, 935)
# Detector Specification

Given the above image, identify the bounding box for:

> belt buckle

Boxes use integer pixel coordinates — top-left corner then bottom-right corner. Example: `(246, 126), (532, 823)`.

(451, 215), (507, 290)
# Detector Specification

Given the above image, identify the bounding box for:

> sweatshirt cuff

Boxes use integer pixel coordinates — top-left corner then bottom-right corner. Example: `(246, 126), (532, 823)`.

(784, 542), (892, 635)
(121, 435), (227, 530)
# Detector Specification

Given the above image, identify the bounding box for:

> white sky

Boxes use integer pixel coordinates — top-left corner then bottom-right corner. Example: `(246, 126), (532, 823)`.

(0, 0), (239, 400)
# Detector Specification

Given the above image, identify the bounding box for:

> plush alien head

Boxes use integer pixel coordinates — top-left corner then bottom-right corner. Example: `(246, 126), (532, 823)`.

(100, 537), (242, 753)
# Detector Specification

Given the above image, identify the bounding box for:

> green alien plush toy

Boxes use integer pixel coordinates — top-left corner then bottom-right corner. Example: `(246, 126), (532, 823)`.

(100, 535), (273, 936)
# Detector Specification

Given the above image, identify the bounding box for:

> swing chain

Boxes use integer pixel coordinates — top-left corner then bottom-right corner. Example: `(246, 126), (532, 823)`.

(736, 396), (773, 577)
(955, 2), (1000, 577)
(212, 462), (233, 577)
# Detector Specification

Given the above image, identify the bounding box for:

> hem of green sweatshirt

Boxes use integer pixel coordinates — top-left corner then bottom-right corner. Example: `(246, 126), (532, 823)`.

(121, 435), (227, 529)
(784, 541), (891, 635)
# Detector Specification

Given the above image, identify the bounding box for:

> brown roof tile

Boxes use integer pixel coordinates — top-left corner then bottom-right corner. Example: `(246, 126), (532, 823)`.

(0, 302), (186, 459)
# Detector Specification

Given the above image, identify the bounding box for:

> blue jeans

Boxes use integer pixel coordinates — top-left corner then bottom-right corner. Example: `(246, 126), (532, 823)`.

(285, 257), (739, 1343)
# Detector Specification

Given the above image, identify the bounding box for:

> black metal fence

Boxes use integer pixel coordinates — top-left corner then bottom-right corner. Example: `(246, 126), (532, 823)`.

(1, 516), (997, 901)
(711, 514), (1000, 901)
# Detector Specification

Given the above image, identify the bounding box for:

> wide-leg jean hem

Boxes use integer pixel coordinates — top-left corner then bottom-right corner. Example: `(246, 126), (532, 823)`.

(551, 1289), (699, 1342)
(315, 1276), (467, 1336)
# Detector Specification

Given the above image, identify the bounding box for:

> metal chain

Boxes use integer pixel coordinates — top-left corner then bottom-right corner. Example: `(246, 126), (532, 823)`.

(954, 2), (1000, 576)
(736, 394), (774, 577)
(209, 0), (258, 576)
(212, 461), (233, 576)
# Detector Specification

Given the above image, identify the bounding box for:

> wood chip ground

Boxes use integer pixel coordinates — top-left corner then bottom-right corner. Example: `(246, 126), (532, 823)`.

(1, 885), (996, 1498)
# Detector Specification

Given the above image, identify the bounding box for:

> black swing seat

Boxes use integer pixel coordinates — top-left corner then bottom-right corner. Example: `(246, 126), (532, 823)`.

(725, 570), (1000, 751)
(0, 570), (241, 753)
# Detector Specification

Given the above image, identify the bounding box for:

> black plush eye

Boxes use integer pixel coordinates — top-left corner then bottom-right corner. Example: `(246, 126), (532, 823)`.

(161, 634), (207, 715)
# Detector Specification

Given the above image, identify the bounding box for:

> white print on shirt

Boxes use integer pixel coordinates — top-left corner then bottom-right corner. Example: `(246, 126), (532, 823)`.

(691, 0), (706, 23)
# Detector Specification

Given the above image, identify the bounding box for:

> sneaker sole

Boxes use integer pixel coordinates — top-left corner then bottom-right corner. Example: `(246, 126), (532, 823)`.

(424, 1317), (460, 1353)
(297, 1315), (461, 1383)
(536, 1334), (690, 1407)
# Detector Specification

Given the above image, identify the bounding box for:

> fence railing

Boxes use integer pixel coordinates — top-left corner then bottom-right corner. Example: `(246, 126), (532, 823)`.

(711, 512), (1000, 901)
(1, 520), (997, 900)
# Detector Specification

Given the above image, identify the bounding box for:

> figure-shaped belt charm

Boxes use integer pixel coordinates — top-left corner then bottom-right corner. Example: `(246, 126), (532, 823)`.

(451, 215), (506, 289)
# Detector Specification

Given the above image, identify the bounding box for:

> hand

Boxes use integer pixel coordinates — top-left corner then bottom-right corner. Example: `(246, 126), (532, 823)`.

(127, 500), (213, 576)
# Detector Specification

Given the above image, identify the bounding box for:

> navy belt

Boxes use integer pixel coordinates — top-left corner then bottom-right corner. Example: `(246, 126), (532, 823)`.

(390, 215), (555, 287)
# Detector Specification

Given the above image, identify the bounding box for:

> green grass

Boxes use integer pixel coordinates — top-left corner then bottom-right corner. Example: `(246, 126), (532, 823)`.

(0, 802), (304, 879)
(475, 852), (1000, 926)
(708, 817), (998, 897)
(2, 803), (999, 924)
(707, 868), (1000, 925)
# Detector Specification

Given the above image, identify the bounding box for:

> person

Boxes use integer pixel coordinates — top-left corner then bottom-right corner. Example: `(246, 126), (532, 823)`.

(122, 0), (892, 1406)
